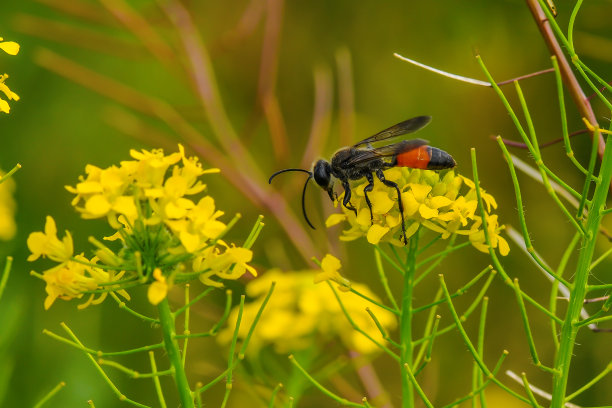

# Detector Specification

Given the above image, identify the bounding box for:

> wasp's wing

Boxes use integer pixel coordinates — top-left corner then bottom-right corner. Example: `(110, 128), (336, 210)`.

(352, 116), (432, 148)
(342, 139), (429, 167)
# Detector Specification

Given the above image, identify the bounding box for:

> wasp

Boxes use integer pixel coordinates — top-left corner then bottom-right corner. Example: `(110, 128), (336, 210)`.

(269, 116), (456, 243)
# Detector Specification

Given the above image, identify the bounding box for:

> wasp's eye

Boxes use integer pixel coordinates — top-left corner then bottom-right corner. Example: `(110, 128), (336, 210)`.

(313, 160), (331, 189)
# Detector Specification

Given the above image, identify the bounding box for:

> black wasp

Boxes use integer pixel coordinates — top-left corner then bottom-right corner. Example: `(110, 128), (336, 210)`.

(269, 116), (456, 243)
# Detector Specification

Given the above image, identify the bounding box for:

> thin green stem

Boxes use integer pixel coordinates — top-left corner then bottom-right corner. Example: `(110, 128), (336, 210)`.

(0, 256), (12, 301)
(512, 279), (557, 374)
(33, 381), (66, 408)
(239, 283), (275, 358)
(349, 286), (399, 316)
(474, 297), (488, 408)
(565, 361), (612, 402)
(374, 245), (404, 275)
(415, 236), (466, 286)
(328, 282), (400, 361)
(110, 292), (159, 325)
(404, 363), (434, 408)
(496, 137), (573, 287)
(550, 232), (581, 351)
(400, 233), (418, 408)
(221, 295), (245, 408)
(182, 284), (191, 368)
(413, 265), (494, 314)
(521, 373), (542, 408)
(60, 323), (151, 407)
(288, 355), (364, 407)
(573, 58), (612, 113)
(366, 307), (400, 348)
(149, 351), (167, 408)
(268, 383), (283, 408)
(173, 287), (214, 317)
(551, 56), (592, 177)
(209, 289), (233, 335)
(373, 247), (399, 311)
(0, 163), (21, 184)
(157, 298), (194, 408)
(514, 80), (585, 234)
(413, 314), (440, 376)
(438, 277), (531, 404)
(440, 351), (508, 408)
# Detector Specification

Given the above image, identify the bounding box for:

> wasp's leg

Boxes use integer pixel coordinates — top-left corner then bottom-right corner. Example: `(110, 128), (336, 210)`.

(376, 169), (407, 244)
(342, 181), (358, 216)
(363, 172), (375, 224)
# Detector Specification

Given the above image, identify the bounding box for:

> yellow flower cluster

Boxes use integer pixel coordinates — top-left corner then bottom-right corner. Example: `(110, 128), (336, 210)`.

(0, 36), (20, 114)
(28, 145), (257, 308)
(326, 167), (509, 255)
(218, 259), (396, 355)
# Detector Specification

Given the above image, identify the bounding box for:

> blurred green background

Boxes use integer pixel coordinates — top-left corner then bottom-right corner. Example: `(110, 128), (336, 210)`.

(1, 0), (612, 406)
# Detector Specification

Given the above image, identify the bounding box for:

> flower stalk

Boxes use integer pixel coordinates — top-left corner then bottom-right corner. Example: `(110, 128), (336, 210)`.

(400, 233), (419, 407)
(157, 298), (194, 408)
(551, 134), (611, 407)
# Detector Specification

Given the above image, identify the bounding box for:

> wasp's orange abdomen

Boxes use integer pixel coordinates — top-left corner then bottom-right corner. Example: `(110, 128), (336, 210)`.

(396, 146), (431, 169)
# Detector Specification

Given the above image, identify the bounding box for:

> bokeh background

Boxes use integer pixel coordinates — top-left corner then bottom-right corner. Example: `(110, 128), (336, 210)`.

(1, 0), (612, 406)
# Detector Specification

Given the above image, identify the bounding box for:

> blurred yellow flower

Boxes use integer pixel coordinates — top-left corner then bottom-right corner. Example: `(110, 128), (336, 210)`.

(27, 216), (74, 263)
(218, 269), (396, 355)
(326, 167), (508, 255)
(0, 173), (16, 240)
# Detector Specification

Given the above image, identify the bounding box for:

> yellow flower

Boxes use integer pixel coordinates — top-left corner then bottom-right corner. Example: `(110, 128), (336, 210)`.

(195, 242), (257, 287)
(314, 254), (351, 292)
(0, 74), (19, 114)
(467, 214), (510, 256)
(65, 165), (137, 227)
(166, 196), (226, 253)
(36, 254), (128, 310)
(147, 268), (169, 305)
(122, 147), (181, 190)
(326, 167), (509, 255)
(0, 38), (19, 55)
(218, 269), (396, 355)
(0, 37), (20, 114)
(27, 216), (74, 263)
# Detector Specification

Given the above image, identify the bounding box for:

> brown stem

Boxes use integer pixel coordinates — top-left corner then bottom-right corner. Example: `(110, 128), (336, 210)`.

(525, 0), (605, 159)
(97, 0), (178, 75)
(300, 65), (334, 170)
(259, 0), (289, 164)
(336, 48), (356, 148)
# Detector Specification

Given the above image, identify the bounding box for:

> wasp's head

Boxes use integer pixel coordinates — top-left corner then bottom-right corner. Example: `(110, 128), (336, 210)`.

(313, 159), (335, 201)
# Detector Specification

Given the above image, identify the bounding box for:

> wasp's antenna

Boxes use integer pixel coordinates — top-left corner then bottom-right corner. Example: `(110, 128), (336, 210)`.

(301, 174), (315, 229)
(269, 167), (316, 229)
(268, 168), (312, 184)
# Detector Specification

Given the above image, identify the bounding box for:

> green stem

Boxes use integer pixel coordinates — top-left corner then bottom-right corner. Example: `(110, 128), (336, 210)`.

(400, 233), (419, 408)
(551, 135), (612, 407)
(157, 298), (194, 408)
